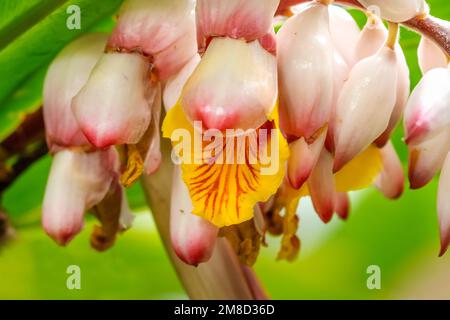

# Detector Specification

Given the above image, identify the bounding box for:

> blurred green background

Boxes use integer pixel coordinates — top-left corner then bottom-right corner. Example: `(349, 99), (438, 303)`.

(0, 0), (449, 299)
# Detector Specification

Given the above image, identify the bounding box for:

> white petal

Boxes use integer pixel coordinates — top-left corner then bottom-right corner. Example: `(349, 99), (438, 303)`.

(418, 37), (448, 75)
(438, 151), (450, 256)
(404, 67), (450, 145)
(43, 33), (107, 152)
(353, 15), (387, 65)
(170, 166), (219, 266)
(72, 52), (152, 148)
(277, 2), (334, 140)
(358, 0), (425, 23)
(182, 38), (277, 132)
(334, 47), (398, 171)
(118, 186), (134, 230)
(408, 126), (450, 189)
(163, 54), (201, 112)
(326, 50), (350, 152)
(353, 16), (410, 147)
(108, 0), (197, 80)
(376, 44), (411, 147)
(144, 84), (163, 175)
(42, 149), (117, 245)
(287, 129), (327, 189)
(375, 141), (404, 199)
(329, 5), (360, 66)
(196, 0), (279, 51)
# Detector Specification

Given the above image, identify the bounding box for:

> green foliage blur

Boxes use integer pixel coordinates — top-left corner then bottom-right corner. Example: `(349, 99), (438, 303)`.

(0, 0), (449, 299)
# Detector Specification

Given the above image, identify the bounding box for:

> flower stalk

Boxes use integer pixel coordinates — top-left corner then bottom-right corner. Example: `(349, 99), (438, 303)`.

(141, 139), (267, 299)
(386, 22), (399, 50)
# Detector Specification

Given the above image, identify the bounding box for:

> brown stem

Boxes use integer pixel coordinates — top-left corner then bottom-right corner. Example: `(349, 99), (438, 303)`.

(276, 0), (450, 56)
(0, 140), (48, 193)
(404, 15), (450, 56)
(141, 138), (268, 300)
(0, 108), (45, 161)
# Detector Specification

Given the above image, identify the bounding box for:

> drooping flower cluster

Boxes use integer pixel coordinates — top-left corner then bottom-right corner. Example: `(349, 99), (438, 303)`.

(43, 34), (133, 249)
(40, 0), (450, 266)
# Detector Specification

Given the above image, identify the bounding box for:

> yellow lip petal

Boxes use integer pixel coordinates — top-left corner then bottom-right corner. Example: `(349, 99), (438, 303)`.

(163, 102), (289, 228)
(335, 144), (382, 192)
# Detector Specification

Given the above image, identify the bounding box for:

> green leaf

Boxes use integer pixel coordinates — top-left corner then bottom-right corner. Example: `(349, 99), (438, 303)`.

(0, 0), (67, 49)
(0, 0), (123, 105)
(0, 68), (45, 142)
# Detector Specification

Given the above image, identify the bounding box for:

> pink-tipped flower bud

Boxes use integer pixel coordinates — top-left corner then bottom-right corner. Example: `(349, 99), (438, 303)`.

(277, 2), (334, 141)
(353, 15), (410, 147)
(375, 142), (404, 199)
(404, 66), (450, 145)
(72, 52), (153, 148)
(108, 0), (197, 80)
(335, 192), (350, 221)
(308, 149), (336, 223)
(358, 0), (426, 23)
(181, 37), (277, 132)
(43, 33), (107, 153)
(287, 129), (327, 190)
(418, 36), (448, 75)
(42, 149), (118, 246)
(170, 166), (219, 266)
(408, 127), (450, 189)
(196, 0), (280, 52)
(334, 47), (398, 171)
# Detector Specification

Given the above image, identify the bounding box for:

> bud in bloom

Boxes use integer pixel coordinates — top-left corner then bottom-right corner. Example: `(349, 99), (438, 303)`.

(72, 52), (152, 148)
(408, 127), (450, 189)
(418, 36), (448, 75)
(170, 166), (219, 266)
(196, 0), (279, 52)
(334, 46), (398, 171)
(358, 0), (426, 23)
(181, 37), (277, 132)
(163, 0), (288, 230)
(42, 149), (118, 245)
(375, 142), (404, 199)
(277, 2), (334, 142)
(43, 33), (107, 153)
(404, 66), (450, 145)
(438, 151), (450, 256)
